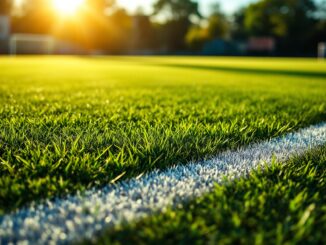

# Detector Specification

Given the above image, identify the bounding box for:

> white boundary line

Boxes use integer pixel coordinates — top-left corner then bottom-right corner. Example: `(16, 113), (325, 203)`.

(1, 123), (326, 244)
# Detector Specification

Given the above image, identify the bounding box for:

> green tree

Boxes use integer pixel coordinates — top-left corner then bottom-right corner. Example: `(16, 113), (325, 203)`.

(206, 4), (229, 40)
(313, 0), (326, 44)
(232, 8), (247, 40)
(153, 0), (200, 51)
(185, 25), (209, 50)
(153, 0), (200, 21)
(11, 0), (54, 34)
(0, 0), (12, 15)
(56, 0), (131, 53)
(186, 3), (229, 50)
(236, 0), (318, 54)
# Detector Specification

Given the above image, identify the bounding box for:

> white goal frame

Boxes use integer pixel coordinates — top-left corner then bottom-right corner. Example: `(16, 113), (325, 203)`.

(318, 42), (326, 59)
(9, 34), (55, 55)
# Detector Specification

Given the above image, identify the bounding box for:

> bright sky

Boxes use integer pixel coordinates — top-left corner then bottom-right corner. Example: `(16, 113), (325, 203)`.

(117, 0), (258, 15)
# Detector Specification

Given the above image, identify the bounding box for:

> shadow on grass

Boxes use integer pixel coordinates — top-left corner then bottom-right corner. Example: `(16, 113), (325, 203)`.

(158, 63), (326, 79)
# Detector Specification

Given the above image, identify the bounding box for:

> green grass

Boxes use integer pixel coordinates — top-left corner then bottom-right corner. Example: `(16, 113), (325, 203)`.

(92, 145), (326, 245)
(0, 56), (325, 213)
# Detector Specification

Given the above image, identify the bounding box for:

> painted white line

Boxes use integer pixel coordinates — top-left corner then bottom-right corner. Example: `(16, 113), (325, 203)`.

(1, 123), (326, 244)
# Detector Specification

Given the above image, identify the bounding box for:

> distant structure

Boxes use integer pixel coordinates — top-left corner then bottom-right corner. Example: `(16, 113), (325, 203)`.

(0, 15), (87, 55)
(0, 15), (10, 54)
(247, 37), (275, 54)
(200, 39), (247, 56)
(200, 37), (276, 57)
(9, 34), (89, 55)
(202, 39), (228, 56)
(0, 15), (9, 39)
(318, 42), (326, 59)
(9, 34), (55, 55)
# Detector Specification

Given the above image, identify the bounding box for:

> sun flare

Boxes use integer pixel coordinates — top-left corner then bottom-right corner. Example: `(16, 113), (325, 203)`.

(52, 0), (85, 16)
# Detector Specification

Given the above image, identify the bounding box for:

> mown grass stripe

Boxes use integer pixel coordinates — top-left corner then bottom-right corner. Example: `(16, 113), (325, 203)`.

(1, 123), (326, 244)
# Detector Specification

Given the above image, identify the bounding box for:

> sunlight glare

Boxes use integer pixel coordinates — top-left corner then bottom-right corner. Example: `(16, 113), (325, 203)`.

(52, 0), (85, 16)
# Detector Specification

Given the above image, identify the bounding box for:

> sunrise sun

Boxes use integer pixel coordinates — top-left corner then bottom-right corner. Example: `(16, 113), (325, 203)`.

(52, 0), (85, 16)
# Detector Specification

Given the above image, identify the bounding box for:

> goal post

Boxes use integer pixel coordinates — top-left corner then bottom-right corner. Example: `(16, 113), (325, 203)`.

(9, 34), (55, 55)
(318, 42), (326, 59)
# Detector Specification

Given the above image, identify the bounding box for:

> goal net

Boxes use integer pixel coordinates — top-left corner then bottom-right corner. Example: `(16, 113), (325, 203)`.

(9, 34), (55, 55)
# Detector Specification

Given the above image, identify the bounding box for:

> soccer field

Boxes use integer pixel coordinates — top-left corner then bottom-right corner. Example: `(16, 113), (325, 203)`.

(0, 56), (325, 244)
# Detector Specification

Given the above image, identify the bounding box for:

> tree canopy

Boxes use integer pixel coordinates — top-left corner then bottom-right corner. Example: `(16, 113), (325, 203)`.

(243, 0), (316, 38)
(153, 0), (200, 21)
(0, 0), (12, 15)
(231, 0), (322, 54)
(186, 4), (229, 50)
(1, 0), (325, 55)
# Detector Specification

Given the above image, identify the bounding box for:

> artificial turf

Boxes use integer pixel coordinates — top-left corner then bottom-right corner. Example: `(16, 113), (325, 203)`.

(91, 145), (326, 245)
(0, 56), (325, 213)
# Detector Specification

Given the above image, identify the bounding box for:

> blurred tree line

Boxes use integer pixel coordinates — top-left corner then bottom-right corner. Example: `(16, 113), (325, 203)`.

(0, 0), (325, 55)
(232, 0), (326, 55)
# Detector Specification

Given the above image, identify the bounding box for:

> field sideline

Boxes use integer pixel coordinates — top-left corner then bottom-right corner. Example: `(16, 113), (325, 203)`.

(0, 56), (325, 244)
(1, 123), (326, 244)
